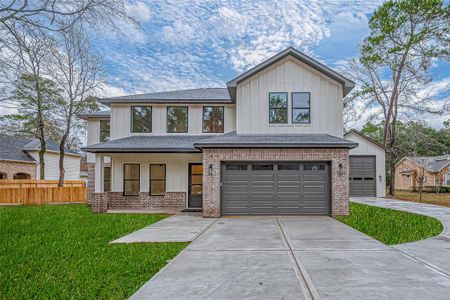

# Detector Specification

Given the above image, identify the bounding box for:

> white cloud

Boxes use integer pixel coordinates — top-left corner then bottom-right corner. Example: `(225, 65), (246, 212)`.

(126, 1), (152, 22)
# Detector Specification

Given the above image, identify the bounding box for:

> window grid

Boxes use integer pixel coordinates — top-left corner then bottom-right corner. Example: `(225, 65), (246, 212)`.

(269, 92), (288, 124)
(150, 164), (166, 196)
(292, 92), (311, 124)
(123, 164), (140, 196)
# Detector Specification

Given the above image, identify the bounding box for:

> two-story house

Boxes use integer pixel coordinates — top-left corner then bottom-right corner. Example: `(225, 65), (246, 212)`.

(80, 47), (385, 217)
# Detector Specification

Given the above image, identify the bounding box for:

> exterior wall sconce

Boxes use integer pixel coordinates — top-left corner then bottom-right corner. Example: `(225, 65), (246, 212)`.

(338, 163), (344, 176)
(208, 164), (213, 176)
(379, 175), (382, 182)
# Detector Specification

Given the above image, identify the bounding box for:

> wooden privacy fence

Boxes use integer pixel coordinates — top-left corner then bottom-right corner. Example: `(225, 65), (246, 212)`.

(0, 180), (88, 205)
(0, 179), (85, 188)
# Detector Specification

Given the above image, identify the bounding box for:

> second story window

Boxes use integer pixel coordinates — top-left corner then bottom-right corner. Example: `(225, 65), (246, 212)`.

(269, 92), (288, 124)
(131, 106), (152, 133)
(99, 120), (110, 142)
(203, 106), (224, 133)
(292, 92), (311, 124)
(167, 106), (188, 133)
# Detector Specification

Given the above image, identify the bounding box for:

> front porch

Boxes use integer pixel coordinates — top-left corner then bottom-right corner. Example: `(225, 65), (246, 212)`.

(90, 152), (204, 213)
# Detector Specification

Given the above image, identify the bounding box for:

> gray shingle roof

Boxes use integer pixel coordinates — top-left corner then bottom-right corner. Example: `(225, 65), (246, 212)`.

(409, 155), (450, 173)
(78, 110), (110, 120)
(81, 135), (216, 153)
(0, 135), (79, 163)
(194, 132), (358, 148)
(99, 88), (231, 106)
(0, 135), (36, 162)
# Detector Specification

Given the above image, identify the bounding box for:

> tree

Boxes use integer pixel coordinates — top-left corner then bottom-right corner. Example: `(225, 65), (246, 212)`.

(48, 27), (101, 186)
(348, 0), (450, 195)
(0, 25), (60, 179)
(0, 1), (129, 32)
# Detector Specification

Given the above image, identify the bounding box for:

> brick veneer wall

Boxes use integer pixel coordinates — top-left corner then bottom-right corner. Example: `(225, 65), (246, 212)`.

(0, 160), (36, 179)
(89, 191), (186, 212)
(202, 148), (350, 218)
(87, 163), (95, 196)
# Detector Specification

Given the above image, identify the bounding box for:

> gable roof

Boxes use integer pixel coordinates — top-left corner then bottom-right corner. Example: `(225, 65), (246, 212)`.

(0, 135), (79, 163)
(344, 129), (386, 151)
(404, 155), (450, 173)
(99, 88), (231, 107)
(226, 47), (355, 102)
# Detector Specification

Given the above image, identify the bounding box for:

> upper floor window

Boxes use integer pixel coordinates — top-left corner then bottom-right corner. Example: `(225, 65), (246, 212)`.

(131, 106), (152, 133)
(167, 106), (188, 133)
(203, 106), (224, 133)
(292, 92), (310, 124)
(99, 120), (110, 142)
(269, 92), (288, 124)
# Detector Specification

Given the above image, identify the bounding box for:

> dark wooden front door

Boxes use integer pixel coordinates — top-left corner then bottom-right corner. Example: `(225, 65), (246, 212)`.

(188, 163), (203, 208)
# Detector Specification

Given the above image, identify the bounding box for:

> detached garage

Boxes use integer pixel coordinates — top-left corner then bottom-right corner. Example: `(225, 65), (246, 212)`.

(344, 130), (386, 198)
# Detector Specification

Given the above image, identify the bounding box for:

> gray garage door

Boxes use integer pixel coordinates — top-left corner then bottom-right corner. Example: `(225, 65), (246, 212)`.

(221, 162), (330, 216)
(349, 156), (376, 197)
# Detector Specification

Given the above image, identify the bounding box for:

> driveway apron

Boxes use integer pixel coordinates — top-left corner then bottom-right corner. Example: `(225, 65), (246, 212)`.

(130, 216), (450, 300)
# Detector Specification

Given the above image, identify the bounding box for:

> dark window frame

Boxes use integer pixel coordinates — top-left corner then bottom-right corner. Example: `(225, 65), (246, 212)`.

(149, 164), (166, 196)
(99, 119), (110, 142)
(123, 163), (140, 196)
(202, 106), (225, 133)
(166, 106), (189, 133)
(104, 166), (111, 192)
(292, 92), (311, 124)
(131, 106), (152, 133)
(268, 92), (288, 124)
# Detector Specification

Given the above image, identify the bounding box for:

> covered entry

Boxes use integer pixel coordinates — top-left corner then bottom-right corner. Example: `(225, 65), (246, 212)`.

(349, 156), (376, 197)
(221, 162), (330, 216)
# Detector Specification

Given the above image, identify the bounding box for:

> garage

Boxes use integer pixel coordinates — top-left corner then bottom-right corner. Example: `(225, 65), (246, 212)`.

(221, 162), (330, 216)
(349, 156), (376, 197)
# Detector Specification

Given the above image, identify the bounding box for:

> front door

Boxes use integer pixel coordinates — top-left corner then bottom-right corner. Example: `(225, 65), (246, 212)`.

(188, 163), (203, 208)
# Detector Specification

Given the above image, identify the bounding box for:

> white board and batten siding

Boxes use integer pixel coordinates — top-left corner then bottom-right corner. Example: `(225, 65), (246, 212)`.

(28, 150), (81, 180)
(236, 56), (344, 136)
(110, 104), (236, 140)
(345, 131), (386, 198)
(108, 153), (202, 195)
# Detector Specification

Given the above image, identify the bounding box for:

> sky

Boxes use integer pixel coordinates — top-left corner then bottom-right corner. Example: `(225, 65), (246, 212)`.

(2, 0), (449, 128)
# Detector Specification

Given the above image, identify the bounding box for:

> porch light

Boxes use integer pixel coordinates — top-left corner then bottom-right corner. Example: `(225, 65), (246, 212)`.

(338, 163), (344, 176)
(208, 164), (213, 175)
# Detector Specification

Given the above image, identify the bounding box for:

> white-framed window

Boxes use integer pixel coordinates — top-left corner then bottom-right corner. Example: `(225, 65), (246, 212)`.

(446, 173), (450, 186)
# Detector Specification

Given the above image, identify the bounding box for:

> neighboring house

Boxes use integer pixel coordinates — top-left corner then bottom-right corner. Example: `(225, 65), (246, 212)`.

(395, 155), (450, 191)
(0, 135), (81, 180)
(80, 47), (385, 217)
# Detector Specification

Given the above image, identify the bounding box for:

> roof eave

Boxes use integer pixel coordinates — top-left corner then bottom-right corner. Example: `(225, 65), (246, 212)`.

(80, 147), (200, 153)
(98, 98), (233, 107)
(194, 143), (358, 149)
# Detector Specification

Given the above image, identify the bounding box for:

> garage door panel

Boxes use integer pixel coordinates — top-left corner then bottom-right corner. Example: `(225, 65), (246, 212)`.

(222, 162), (330, 216)
(349, 156), (376, 197)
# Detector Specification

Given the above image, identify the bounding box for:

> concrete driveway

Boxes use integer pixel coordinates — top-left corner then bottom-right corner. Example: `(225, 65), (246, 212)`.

(130, 215), (450, 299)
(353, 197), (450, 277)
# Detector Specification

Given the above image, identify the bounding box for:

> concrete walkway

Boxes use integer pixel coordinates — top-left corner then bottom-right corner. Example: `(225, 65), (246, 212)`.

(130, 216), (450, 299)
(352, 197), (450, 277)
(112, 213), (217, 243)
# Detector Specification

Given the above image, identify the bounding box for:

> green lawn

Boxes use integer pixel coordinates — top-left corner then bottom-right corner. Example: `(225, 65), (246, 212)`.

(0, 204), (188, 299)
(336, 202), (443, 245)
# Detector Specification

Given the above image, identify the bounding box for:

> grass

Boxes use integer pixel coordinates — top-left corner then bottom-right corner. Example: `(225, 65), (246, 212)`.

(0, 204), (188, 299)
(336, 202), (443, 245)
(391, 190), (450, 208)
